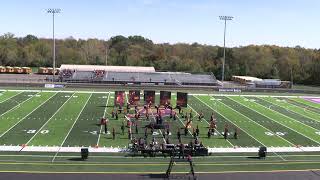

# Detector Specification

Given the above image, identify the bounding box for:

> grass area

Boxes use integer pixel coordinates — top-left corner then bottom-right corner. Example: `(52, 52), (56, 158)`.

(0, 89), (319, 173)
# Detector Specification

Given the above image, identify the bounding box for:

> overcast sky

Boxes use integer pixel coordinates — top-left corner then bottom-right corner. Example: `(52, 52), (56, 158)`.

(1, 0), (319, 48)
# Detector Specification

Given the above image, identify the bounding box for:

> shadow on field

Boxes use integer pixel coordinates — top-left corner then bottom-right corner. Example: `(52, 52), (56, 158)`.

(68, 158), (86, 161)
(247, 156), (261, 159)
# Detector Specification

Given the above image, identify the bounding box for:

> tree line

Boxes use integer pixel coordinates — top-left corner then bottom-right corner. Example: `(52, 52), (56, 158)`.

(0, 33), (319, 85)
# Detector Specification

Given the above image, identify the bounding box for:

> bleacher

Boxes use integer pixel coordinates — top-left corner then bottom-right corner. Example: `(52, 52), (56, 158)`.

(59, 65), (218, 86)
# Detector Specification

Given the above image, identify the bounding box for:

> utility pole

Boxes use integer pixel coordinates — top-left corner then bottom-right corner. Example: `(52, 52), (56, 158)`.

(47, 8), (61, 82)
(219, 16), (233, 82)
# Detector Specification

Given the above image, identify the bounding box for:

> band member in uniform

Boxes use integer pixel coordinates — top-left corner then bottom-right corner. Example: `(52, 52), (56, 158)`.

(111, 109), (115, 118)
(127, 102), (130, 111)
(173, 111), (177, 121)
(115, 111), (118, 120)
(112, 127), (115, 140)
(128, 128), (132, 140)
(176, 104), (181, 114)
(121, 121), (125, 135)
(196, 125), (200, 137)
(146, 113), (149, 121)
(192, 128), (197, 139)
(179, 143), (185, 159)
(198, 111), (204, 121)
(234, 127), (238, 139)
(184, 126), (188, 136)
(207, 129), (211, 138)
(210, 112), (215, 122)
(135, 124), (139, 134)
(189, 109), (193, 119)
(144, 127), (148, 139)
(104, 118), (109, 134)
(166, 137), (170, 144)
(177, 129), (181, 142)
(224, 124), (229, 140)
(100, 117), (106, 126)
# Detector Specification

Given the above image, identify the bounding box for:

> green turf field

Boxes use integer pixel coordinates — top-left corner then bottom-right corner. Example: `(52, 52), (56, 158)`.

(0, 89), (319, 173)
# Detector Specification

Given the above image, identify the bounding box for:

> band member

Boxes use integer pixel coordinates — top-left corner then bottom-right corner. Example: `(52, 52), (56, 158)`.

(198, 111), (204, 121)
(146, 113), (149, 121)
(184, 127), (188, 136)
(111, 109), (115, 118)
(112, 127), (115, 140)
(127, 102), (130, 110)
(100, 117), (106, 126)
(104, 118), (109, 134)
(144, 127), (148, 139)
(127, 119), (132, 128)
(166, 137), (170, 144)
(121, 121), (125, 135)
(179, 143), (185, 159)
(224, 124), (229, 140)
(196, 125), (200, 137)
(234, 127), (238, 139)
(177, 129), (181, 142)
(128, 128), (132, 140)
(135, 124), (139, 134)
(166, 128), (170, 136)
(173, 111), (177, 121)
(185, 119), (192, 129)
(176, 104), (181, 114)
(115, 112), (119, 120)
(210, 112), (215, 122)
(189, 109), (193, 118)
(192, 128), (197, 139)
(207, 129), (211, 138)
(159, 114), (163, 125)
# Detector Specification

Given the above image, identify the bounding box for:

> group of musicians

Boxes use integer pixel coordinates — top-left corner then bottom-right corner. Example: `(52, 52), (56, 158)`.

(99, 100), (239, 150)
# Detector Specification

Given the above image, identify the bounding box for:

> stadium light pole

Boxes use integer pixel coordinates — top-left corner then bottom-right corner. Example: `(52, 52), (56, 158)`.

(219, 15), (233, 83)
(47, 8), (61, 83)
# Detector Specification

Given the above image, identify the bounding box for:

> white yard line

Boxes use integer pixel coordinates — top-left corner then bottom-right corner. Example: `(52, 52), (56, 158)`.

(0, 92), (41, 119)
(194, 95), (287, 161)
(0, 91), (23, 103)
(262, 97), (320, 123)
(51, 93), (93, 162)
(23, 92), (75, 146)
(187, 104), (234, 147)
(220, 97), (295, 147)
(96, 92), (111, 146)
(234, 96), (320, 145)
(0, 92), (58, 139)
(254, 97), (320, 132)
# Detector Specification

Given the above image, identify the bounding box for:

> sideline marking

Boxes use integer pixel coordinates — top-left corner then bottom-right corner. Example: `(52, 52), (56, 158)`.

(0, 169), (319, 174)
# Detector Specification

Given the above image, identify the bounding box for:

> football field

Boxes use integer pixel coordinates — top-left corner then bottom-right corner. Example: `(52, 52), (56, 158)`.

(0, 89), (320, 173)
